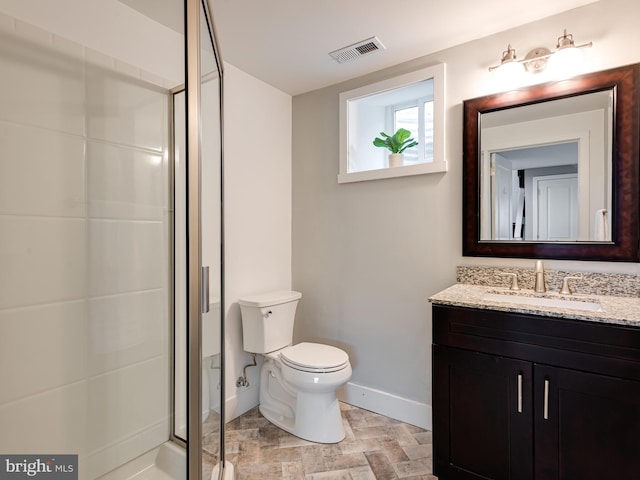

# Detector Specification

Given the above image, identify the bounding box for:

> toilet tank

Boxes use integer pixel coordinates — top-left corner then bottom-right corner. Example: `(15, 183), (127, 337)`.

(238, 290), (302, 353)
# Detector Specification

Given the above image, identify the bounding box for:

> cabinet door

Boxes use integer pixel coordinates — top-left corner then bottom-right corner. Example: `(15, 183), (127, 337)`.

(534, 365), (640, 480)
(433, 345), (533, 480)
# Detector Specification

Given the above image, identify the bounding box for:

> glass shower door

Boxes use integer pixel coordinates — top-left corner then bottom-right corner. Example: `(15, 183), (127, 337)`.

(182, 1), (225, 479)
(0, 1), (184, 478)
(0, 0), (225, 478)
(173, 66), (224, 480)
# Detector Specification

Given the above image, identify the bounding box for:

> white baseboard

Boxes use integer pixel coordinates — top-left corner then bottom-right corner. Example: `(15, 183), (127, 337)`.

(224, 384), (260, 422)
(224, 381), (432, 430)
(338, 382), (432, 430)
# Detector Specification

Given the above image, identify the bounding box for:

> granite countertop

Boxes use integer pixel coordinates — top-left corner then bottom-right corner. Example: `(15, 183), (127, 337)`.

(429, 283), (640, 327)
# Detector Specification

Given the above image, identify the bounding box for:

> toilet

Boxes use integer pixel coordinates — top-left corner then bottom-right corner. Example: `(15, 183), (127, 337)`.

(239, 290), (352, 443)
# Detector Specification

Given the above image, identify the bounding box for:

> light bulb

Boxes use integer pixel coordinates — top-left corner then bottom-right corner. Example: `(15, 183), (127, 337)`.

(493, 60), (525, 91)
(548, 46), (583, 80)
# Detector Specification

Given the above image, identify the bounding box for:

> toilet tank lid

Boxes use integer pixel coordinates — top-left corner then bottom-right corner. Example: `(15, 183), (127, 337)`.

(238, 290), (302, 308)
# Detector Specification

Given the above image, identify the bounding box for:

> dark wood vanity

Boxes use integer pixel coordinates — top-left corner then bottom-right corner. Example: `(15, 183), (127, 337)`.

(443, 56), (640, 479)
(432, 304), (640, 480)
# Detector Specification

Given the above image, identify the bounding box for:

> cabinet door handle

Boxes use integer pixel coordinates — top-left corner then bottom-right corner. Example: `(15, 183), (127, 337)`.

(517, 374), (523, 413)
(543, 379), (550, 420)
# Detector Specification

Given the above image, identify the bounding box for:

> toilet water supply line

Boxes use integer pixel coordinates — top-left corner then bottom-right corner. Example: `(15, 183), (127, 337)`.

(237, 353), (257, 387)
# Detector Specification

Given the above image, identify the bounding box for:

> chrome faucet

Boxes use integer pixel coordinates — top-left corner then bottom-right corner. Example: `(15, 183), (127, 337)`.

(534, 260), (546, 293)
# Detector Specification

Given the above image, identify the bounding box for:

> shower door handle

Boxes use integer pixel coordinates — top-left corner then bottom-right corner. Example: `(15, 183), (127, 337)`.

(201, 266), (210, 313)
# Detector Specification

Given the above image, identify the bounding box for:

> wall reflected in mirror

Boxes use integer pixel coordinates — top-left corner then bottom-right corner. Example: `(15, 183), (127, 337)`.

(479, 90), (613, 243)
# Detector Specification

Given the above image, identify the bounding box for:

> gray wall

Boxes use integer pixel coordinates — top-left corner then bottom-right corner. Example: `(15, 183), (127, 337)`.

(291, 0), (640, 427)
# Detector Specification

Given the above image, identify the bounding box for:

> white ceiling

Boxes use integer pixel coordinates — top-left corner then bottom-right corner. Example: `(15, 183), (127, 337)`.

(118, 0), (598, 95)
(482, 90), (612, 128)
(500, 142), (578, 170)
(1, 0), (599, 96)
(206, 0), (599, 95)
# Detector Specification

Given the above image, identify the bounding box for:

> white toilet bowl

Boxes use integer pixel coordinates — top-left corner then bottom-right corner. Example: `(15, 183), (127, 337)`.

(259, 342), (352, 443)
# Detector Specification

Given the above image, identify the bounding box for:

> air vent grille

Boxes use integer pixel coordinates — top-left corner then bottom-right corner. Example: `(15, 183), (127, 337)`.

(329, 37), (385, 64)
(355, 42), (378, 55)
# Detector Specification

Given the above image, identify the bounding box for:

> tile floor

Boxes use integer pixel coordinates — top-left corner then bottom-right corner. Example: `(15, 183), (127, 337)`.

(220, 402), (436, 480)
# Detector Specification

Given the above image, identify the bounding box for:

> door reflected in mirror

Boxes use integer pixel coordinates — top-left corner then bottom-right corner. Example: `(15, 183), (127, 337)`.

(479, 90), (613, 242)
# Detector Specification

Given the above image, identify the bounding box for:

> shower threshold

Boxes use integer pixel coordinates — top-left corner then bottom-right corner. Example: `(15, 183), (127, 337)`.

(96, 441), (233, 480)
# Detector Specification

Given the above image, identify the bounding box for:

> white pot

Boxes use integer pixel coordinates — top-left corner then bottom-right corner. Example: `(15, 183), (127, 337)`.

(388, 153), (404, 168)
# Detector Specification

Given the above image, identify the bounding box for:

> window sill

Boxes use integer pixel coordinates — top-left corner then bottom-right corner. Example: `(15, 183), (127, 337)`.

(337, 160), (447, 184)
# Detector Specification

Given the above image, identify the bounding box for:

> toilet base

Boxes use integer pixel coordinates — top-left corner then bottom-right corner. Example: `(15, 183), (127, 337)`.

(258, 358), (350, 443)
(259, 395), (345, 444)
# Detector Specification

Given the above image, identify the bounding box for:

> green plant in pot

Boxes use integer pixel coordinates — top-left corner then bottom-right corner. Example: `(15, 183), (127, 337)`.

(373, 128), (418, 167)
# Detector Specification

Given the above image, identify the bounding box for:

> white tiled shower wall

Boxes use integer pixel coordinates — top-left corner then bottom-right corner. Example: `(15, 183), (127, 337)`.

(0, 14), (171, 479)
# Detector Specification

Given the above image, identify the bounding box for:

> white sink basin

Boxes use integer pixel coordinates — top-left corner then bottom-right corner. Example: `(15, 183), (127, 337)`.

(482, 292), (603, 312)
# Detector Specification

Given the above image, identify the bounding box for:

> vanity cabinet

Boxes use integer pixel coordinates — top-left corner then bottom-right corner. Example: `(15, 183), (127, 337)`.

(432, 304), (640, 480)
(433, 346), (533, 479)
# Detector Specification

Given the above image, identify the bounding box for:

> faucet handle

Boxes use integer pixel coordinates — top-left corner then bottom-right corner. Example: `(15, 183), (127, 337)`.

(499, 272), (520, 291)
(559, 276), (580, 295)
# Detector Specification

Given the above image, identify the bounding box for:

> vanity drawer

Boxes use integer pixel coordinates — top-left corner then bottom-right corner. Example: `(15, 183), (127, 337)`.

(432, 304), (640, 381)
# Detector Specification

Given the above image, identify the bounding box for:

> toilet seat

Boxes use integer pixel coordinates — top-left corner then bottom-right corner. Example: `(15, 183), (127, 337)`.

(279, 342), (349, 373)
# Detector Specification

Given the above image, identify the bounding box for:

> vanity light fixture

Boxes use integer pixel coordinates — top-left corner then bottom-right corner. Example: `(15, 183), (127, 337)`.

(493, 44), (523, 74)
(489, 29), (592, 79)
(491, 44), (526, 89)
(547, 30), (589, 79)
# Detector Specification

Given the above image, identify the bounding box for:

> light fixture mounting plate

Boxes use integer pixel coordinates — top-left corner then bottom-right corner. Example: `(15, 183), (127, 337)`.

(523, 47), (551, 73)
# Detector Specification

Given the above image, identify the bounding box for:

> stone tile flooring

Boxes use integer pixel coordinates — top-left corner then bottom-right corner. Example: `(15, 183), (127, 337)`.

(223, 402), (436, 480)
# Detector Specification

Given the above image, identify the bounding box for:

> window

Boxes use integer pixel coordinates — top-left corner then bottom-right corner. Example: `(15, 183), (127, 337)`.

(392, 96), (434, 165)
(338, 64), (446, 183)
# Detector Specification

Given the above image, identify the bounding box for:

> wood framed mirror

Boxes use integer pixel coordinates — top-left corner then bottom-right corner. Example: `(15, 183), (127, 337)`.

(463, 63), (640, 262)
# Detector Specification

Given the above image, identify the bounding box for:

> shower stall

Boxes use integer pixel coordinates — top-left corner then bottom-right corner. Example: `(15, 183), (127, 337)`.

(0, 0), (226, 479)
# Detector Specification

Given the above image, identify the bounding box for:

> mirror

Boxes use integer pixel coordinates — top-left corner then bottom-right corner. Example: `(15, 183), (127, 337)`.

(463, 63), (640, 261)
(480, 90), (613, 242)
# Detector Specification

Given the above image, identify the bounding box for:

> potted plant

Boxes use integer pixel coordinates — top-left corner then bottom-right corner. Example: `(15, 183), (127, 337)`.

(373, 128), (418, 167)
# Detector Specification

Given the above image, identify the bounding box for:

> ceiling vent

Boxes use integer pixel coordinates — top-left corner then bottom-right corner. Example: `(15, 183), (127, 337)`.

(329, 37), (386, 64)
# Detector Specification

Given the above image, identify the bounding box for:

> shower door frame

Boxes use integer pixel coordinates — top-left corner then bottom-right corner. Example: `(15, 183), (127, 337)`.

(185, 1), (226, 479)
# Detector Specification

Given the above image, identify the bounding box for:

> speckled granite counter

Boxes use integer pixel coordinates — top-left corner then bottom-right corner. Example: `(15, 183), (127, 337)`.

(429, 283), (640, 327)
(456, 265), (640, 297)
